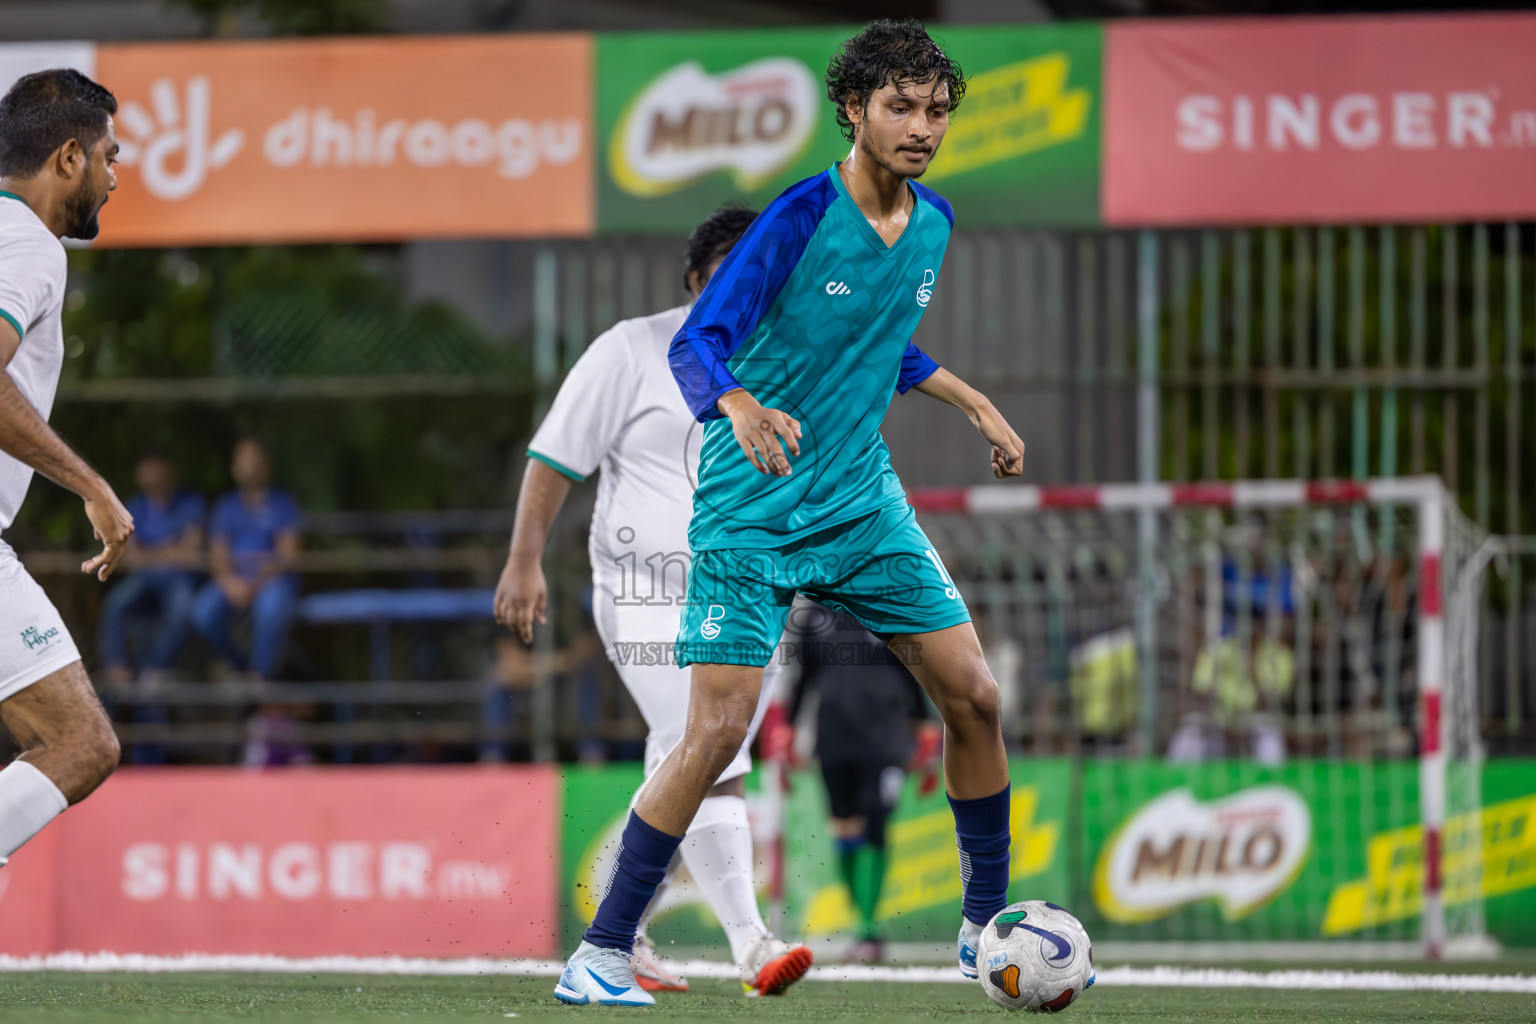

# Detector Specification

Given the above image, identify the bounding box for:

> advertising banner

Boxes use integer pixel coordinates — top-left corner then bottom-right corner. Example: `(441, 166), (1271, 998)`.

(0, 767), (559, 957)
(1103, 14), (1536, 225)
(594, 25), (1101, 234)
(559, 758), (1070, 949)
(782, 757), (1070, 940)
(91, 35), (593, 245)
(1080, 759), (1536, 945)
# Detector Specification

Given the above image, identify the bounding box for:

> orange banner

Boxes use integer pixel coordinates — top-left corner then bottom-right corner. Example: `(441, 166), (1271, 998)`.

(0, 767), (559, 958)
(94, 36), (593, 245)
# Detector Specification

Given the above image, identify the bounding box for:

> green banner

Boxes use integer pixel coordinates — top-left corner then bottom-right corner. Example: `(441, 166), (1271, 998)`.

(560, 758), (1536, 949)
(783, 757), (1071, 940)
(559, 758), (1070, 950)
(1079, 759), (1536, 946)
(594, 24), (1101, 235)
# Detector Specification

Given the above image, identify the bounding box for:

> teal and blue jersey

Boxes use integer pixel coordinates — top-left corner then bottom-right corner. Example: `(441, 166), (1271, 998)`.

(669, 163), (951, 552)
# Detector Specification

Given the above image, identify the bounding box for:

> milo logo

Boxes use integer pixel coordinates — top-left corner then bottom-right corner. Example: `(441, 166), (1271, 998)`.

(609, 57), (819, 196)
(1093, 785), (1311, 923)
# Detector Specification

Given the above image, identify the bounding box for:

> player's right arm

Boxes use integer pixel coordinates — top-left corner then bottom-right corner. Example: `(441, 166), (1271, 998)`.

(495, 324), (640, 642)
(0, 318), (132, 581)
(495, 460), (571, 643)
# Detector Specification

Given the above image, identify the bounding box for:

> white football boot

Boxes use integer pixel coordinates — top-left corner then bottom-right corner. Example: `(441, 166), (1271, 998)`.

(958, 917), (984, 979)
(552, 940), (655, 1007)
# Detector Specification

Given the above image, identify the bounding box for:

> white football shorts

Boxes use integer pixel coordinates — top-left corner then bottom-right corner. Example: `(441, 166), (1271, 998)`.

(0, 542), (81, 702)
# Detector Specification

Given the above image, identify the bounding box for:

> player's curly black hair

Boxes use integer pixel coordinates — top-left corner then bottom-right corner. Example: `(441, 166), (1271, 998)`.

(825, 19), (965, 144)
(682, 203), (758, 292)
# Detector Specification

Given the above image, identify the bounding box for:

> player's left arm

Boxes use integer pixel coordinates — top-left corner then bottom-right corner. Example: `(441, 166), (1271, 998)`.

(909, 362), (1024, 479)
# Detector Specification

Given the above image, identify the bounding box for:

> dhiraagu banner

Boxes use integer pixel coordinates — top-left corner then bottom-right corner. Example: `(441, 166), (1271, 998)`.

(594, 24), (1102, 234)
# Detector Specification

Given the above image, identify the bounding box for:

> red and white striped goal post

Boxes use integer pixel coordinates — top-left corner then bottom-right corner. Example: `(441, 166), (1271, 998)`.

(907, 475), (1453, 959)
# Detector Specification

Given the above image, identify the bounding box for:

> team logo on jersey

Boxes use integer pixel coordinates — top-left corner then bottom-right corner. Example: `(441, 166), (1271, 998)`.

(916, 269), (935, 307)
(699, 605), (726, 640)
(825, 280), (852, 296)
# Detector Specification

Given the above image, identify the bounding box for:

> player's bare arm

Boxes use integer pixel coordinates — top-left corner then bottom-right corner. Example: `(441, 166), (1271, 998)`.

(913, 366), (1024, 479)
(0, 319), (133, 580)
(717, 387), (801, 477)
(495, 459), (572, 642)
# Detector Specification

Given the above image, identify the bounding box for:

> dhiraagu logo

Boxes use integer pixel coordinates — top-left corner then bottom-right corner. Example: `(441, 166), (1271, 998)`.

(609, 57), (819, 197)
(923, 51), (1091, 182)
(699, 605), (726, 640)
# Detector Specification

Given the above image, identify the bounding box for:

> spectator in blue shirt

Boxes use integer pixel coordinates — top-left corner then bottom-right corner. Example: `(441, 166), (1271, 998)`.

(97, 452), (205, 687)
(190, 439), (301, 680)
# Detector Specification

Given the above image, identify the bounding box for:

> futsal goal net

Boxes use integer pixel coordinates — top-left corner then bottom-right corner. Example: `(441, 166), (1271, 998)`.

(891, 476), (1493, 958)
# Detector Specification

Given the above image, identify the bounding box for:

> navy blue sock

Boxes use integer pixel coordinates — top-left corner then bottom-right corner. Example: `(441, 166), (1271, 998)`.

(949, 785), (1011, 927)
(583, 811), (684, 953)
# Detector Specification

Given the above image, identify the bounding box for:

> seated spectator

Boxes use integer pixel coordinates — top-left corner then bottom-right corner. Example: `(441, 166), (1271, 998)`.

(190, 439), (301, 680)
(97, 451), (205, 687)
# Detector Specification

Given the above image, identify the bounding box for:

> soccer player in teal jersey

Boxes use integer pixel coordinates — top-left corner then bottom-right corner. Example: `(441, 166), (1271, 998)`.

(554, 20), (1025, 1006)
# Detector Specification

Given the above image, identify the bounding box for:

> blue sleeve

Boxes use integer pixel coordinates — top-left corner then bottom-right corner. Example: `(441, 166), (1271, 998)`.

(896, 342), (940, 394)
(209, 495), (235, 541)
(177, 492), (206, 535)
(273, 492), (302, 532)
(668, 173), (836, 422)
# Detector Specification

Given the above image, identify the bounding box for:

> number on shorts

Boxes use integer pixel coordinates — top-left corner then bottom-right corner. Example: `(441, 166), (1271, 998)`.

(924, 548), (957, 600)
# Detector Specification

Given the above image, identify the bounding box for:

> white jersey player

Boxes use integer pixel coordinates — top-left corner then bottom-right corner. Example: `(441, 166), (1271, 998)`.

(0, 70), (134, 867)
(495, 206), (811, 997)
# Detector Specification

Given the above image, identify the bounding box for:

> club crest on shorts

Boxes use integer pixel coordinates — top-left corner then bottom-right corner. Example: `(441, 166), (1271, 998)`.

(20, 625), (60, 652)
(699, 605), (726, 639)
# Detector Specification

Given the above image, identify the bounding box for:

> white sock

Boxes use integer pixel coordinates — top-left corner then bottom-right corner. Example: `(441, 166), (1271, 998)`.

(0, 760), (68, 863)
(679, 794), (769, 964)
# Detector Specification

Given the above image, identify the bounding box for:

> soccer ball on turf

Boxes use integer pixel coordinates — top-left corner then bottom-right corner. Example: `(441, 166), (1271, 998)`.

(976, 900), (1094, 1012)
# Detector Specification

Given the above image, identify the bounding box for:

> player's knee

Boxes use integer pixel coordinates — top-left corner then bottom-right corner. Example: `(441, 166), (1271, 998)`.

(68, 718), (120, 802)
(940, 669), (1001, 734)
(703, 718), (750, 771)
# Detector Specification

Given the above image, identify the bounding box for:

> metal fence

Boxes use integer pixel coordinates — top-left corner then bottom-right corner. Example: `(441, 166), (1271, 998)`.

(30, 223), (1536, 760)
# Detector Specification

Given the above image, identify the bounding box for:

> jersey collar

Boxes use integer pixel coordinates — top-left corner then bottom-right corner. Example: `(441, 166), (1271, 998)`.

(827, 163), (922, 262)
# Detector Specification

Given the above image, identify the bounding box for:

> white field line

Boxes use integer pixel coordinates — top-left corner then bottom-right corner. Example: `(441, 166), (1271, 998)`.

(0, 954), (1532, 994)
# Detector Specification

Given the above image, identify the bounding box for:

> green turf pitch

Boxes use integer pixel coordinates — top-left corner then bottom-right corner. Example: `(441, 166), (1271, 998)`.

(0, 974), (1532, 1024)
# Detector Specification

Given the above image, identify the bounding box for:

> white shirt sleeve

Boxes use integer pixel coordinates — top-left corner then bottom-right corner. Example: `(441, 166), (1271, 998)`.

(0, 228), (61, 341)
(526, 321), (641, 480)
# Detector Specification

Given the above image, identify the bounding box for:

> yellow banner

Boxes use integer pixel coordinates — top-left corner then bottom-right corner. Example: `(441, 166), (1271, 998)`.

(802, 785), (1058, 935)
(1322, 794), (1536, 935)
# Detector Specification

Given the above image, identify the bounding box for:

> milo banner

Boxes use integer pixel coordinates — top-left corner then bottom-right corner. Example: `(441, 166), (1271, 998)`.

(594, 25), (1101, 234)
(1081, 759), (1536, 945)
(560, 758), (1535, 949)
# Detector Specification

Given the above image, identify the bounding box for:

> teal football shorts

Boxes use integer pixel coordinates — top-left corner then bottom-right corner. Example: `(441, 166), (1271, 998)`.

(675, 499), (972, 668)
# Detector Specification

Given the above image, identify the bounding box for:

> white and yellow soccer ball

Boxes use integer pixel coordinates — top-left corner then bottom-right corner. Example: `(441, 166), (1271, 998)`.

(976, 900), (1095, 1012)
